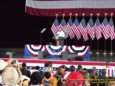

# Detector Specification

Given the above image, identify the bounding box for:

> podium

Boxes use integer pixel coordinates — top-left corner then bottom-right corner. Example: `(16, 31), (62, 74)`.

(53, 36), (64, 45)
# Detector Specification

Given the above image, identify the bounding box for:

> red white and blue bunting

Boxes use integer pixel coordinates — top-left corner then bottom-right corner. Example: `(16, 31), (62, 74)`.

(25, 44), (90, 58)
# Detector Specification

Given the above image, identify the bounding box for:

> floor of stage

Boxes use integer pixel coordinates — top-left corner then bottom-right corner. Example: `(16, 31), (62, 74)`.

(0, 48), (115, 62)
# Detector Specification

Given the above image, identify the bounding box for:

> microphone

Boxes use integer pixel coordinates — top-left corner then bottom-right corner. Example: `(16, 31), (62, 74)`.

(40, 28), (46, 33)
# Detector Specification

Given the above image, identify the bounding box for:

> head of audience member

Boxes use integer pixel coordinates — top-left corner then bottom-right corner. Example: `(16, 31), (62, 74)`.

(30, 71), (43, 85)
(47, 61), (52, 67)
(101, 69), (106, 76)
(69, 65), (76, 72)
(66, 71), (84, 86)
(44, 72), (51, 80)
(0, 60), (8, 75)
(44, 62), (48, 67)
(107, 77), (115, 86)
(83, 68), (87, 72)
(106, 61), (110, 67)
(2, 67), (22, 85)
(35, 66), (40, 70)
(61, 65), (66, 70)
(77, 65), (82, 72)
(22, 62), (27, 69)
(92, 66), (96, 71)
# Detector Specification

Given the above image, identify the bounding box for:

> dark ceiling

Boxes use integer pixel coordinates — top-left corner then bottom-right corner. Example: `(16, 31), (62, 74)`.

(0, 0), (115, 51)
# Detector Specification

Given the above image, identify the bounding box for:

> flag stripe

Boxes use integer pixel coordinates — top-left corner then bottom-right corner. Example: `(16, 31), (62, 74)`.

(25, 0), (115, 16)
(26, 0), (115, 9)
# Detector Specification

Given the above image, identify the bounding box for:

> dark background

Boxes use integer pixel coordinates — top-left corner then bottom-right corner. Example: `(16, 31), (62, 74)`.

(0, 0), (115, 51)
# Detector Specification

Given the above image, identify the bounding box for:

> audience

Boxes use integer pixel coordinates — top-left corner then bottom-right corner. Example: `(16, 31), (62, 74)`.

(0, 59), (114, 86)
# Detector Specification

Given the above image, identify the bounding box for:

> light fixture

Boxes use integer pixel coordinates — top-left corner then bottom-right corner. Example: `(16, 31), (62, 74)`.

(96, 51), (99, 55)
(103, 51), (107, 56)
(110, 51), (113, 56)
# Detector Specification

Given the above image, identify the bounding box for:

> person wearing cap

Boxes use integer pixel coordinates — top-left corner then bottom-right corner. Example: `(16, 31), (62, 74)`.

(66, 65), (84, 86)
(2, 67), (22, 86)
(0, 60), (8, 85)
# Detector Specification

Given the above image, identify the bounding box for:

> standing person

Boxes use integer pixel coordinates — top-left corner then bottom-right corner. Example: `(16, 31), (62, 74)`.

(105, 61), (113, 77)
(46, 61), (54, 77)
(55, 27), (65, 45)
(21, 62), (31, 78)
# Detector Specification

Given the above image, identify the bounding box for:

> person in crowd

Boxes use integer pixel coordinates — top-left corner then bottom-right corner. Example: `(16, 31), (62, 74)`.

(21, 62), (31, 78)
(61, 65), (67, 78)
(81, 71), (91, 86)
(90, 66), (98, 79)
(43, 62), (49, 72)
(2, 67), (22, 86)
(34, 65), (44, 78)
(42, 72), (52, 86)
(46, 61), (54, 77)
(0, 60), (8, 85)
(49, 74), (58, 86)
(30, 71), (43, 86)
(108, 77), (115, 86)
(63, 65), (78, 81)
(77, 65), (83, 73)
(66, 65), (84, 86)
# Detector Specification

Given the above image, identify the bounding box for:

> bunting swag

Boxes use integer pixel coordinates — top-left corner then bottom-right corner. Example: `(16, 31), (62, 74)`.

(25, 45), (45, 56)
(25, 44), (90, 58)
(51, 16), (115, 41)
(67, 46), (89, 56)
(25, 0), (115, 16)
(45, 45), (66, 55)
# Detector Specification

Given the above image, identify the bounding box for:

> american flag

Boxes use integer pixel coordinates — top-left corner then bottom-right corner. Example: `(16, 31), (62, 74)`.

(71, 17), (81, 40)
(66, 17), (75, 39)
(108, 17), (115, 40)
(60, 17), (68, 38)
(101, 16), (110, 40)
(94, 17), (102, 40)
(25, 0), (115, 16)
(78, 17), (88, 41)
(51, 17), (60, 36)
(86, 16), (95, 40)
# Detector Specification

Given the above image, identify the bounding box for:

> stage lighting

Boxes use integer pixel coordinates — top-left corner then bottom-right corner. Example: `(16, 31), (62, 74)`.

(96, 51), (99, 55)
(103, 51), (107, 55)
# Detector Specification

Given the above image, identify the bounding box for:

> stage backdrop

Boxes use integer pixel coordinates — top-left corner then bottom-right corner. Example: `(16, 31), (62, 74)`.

(25, 44), (90, 59)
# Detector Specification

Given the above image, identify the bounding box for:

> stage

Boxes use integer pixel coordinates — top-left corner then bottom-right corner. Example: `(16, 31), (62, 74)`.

(0, 48), (115, 62)
(0, 48), (115, 72)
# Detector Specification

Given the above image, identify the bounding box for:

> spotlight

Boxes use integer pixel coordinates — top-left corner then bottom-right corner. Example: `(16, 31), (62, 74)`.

(96, 51), (99, 55)
(110, 52), (113, 56)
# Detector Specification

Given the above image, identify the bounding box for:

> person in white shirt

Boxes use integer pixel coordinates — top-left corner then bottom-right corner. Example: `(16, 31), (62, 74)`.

(56, 27), (65, 45)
